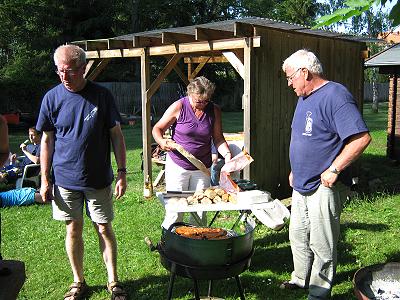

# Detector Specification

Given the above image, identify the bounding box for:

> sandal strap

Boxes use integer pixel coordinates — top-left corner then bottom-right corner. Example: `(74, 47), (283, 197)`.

(64, 281), (87, 299)
(108, 281), (128, 296)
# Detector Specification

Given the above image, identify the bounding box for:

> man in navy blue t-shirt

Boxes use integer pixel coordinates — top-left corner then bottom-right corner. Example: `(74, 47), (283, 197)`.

(36, 45), (127, 300)
(280, 49), (371, 299)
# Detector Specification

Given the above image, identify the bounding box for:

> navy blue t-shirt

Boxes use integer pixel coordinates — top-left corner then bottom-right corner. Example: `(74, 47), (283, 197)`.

(20, 144), (40, 166)
(36, 81), (121, 190)
(289, 81), (369, 194)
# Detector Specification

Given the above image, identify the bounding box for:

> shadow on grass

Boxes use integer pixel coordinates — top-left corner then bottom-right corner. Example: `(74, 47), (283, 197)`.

(354, 154), (400, 198)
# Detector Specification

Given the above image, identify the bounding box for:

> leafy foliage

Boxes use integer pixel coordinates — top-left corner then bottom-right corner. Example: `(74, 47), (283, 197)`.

(313, 0), (399, 28)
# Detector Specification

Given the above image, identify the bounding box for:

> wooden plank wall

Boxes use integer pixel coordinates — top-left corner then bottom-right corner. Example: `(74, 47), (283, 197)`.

(250, 27), (366, 199)
(387, 76), (400, 160)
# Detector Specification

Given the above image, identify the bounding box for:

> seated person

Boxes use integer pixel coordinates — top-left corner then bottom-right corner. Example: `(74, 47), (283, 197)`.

(0, 127), (41, 183)
(0, 187), (46, 207)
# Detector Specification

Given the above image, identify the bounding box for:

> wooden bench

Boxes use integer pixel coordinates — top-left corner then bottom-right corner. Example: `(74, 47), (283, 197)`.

(152, 157), (166, 187)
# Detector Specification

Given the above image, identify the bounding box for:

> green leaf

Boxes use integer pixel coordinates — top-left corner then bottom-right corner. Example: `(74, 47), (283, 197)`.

(344, 9), (363, 18)
(389, 2), (400, 26)
(344, 0), (373, 8)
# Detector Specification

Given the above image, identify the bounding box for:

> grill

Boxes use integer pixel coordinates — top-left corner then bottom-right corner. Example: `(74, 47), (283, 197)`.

(353, 262), (400, 300)
(146, 217), (255, 300)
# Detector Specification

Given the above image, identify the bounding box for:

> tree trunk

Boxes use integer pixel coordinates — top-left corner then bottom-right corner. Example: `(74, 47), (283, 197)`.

(371, 68), (379, 113)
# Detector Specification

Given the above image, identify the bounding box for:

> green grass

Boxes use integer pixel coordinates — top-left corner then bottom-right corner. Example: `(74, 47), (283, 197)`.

(1, 103), (399, 299)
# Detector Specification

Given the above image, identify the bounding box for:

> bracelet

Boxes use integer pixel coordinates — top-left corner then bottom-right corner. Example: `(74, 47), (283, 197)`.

(224, 152), (231, 157)
(117, 168), (127, 174)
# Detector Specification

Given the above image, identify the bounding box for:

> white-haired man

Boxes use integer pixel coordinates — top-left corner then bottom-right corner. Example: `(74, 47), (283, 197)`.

(37, 44), (127, 300)
(281, 49), (371, 299)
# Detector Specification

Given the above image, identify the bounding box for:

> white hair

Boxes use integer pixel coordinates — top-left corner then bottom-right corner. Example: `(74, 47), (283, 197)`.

(53, 44), (86, 67)
(187, 76), (216, 98)
(282, 49), (323, 75)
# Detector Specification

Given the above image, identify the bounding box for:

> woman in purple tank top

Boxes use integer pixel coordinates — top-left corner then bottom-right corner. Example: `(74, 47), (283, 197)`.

(152, 77), (232, 228)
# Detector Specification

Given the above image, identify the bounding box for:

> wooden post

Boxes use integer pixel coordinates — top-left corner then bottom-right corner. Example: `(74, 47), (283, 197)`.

(243, 37), (253, 180)
(141, 48), (153, 196)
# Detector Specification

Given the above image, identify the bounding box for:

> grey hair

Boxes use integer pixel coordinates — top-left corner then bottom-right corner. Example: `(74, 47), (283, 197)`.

(187, 76), (216, 98)
(282, 49), (323, 75)
(54, 44), (86, 67)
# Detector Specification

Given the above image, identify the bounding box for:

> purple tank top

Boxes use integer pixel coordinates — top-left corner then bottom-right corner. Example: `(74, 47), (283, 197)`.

(169, 96), (214, 170)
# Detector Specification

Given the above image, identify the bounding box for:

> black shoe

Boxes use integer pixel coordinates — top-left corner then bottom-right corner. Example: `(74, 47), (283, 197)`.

(279, 281), (302, 290)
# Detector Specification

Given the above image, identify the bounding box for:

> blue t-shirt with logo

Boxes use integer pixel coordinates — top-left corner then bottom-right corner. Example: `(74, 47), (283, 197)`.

(289, 81), (369, 194)
(36, 81), (121, 190)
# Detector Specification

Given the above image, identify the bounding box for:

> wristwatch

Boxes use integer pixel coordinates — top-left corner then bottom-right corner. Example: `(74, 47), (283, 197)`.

(329, 164), (340, 175)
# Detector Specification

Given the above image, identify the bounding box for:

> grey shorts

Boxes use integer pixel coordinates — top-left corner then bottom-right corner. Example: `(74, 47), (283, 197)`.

(52, 185), (114, 223)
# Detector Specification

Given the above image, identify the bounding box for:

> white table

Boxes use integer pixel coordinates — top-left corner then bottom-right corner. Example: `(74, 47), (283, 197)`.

(156, 191), (275, 227)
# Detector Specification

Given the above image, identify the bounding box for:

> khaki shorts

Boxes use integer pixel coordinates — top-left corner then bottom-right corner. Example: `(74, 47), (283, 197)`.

(52, 185), (114, 223)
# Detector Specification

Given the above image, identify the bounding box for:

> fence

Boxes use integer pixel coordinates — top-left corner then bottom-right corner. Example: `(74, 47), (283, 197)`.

(97, 81), (244, 116)
(364, 82), (389, 102)
(97, 82), (184, 116)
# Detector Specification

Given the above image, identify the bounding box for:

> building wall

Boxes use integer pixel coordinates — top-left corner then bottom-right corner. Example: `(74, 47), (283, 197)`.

(249, 27), (366, 198)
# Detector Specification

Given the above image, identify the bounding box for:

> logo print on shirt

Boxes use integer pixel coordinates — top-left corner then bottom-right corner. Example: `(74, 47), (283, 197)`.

(303, 111), (313, 136)
(84, 107), (98, 122)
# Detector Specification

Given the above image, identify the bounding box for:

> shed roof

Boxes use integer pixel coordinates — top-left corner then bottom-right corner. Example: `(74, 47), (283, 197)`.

(365, 43), (400, 67)
(72, 17), (370, 51)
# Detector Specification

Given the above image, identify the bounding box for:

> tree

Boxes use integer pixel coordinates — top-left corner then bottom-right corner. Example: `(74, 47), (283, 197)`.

(313, 0), (399, 28)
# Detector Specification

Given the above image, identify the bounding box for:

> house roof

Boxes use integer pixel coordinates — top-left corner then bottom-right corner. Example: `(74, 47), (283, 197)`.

(365, 43), (400, 67)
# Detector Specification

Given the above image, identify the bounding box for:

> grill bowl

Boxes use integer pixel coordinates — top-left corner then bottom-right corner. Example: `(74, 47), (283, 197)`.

(160, 218), (255, 267)
(353, 262), (400, 300)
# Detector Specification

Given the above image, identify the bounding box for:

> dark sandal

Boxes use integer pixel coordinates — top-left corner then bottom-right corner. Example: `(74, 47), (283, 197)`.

(64, 280), (88, 300)
(107, 281), (128, 300)
(279, 281), (302, 290)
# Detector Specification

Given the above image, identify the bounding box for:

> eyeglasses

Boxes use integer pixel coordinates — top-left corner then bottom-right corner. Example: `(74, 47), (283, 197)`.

(286, 68), (302, 83)
(55, 65), (83, 76)
(190, 96), (211, 104)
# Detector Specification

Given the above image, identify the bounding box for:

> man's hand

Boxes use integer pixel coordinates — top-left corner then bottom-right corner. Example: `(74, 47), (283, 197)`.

(40, 180), (54, 203)
(289, 172), (293, 187)
(114, 173), (127, 200)
(320, 169), (338, 188)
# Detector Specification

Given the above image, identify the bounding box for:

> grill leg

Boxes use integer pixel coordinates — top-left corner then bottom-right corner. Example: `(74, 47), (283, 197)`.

(235, 275), (246, 300)
(193, 279), (200, 300)
(207, 280), (213, 297)
(167, 272), (175, 300)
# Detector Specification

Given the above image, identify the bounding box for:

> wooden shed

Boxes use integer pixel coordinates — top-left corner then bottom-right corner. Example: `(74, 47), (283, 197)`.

(72, 17), (367, 199)
(365, 44), (400, 161)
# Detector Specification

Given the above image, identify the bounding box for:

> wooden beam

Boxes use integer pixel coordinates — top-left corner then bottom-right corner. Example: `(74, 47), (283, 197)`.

(223, 51), (244, 79)
(84, 60), (95, 78)
(86, 40), (109, 51)
(109, 39), (134, 49)
(162, 32), (195, 44)
(133, 36), (163, 48)
(71, 40), (88, 50)
(234, 22), (254, 37)
(147, 53), (183, 99)
(232, 49), (244, 64)
(141, 48), (153, 195)
(85, 59), (111, 81)
(243, 37), (253, 180)
(190, 57), (210, 80)
(173, 65), (190, 86)
(196, 27), (234, 41)
(188, 62), (192, 82)
(85, 37), (261, 59)
(184, 56), (228, 63)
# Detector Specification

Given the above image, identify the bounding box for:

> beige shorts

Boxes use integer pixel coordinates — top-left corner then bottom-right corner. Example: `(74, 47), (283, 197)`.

(52, 185), (114, 223)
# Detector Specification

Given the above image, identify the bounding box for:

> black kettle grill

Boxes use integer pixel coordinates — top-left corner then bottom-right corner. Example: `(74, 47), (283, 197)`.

(146, 218), (256, 300)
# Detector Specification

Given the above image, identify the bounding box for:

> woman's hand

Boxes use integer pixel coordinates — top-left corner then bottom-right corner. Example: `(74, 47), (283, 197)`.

(161, 139), (176, 151)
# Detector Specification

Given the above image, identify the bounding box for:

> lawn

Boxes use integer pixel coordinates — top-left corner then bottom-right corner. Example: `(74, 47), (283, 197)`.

(1, 102), (399, 300)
